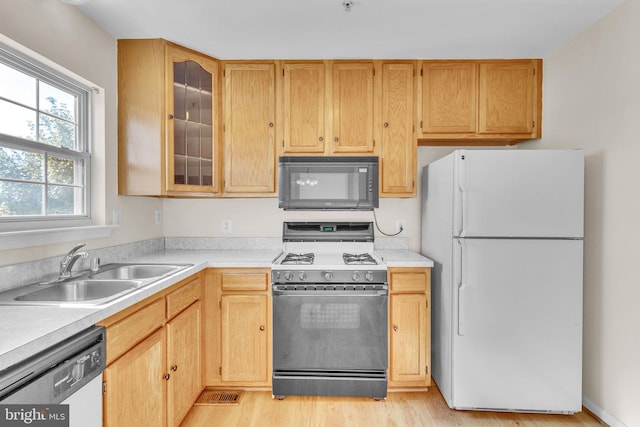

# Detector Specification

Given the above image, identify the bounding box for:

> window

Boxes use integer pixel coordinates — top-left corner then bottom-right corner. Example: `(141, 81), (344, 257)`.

(0, 44), (91, 229)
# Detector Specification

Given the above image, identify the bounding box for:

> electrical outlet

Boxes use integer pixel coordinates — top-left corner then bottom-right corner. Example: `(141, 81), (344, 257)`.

(154, 209), (161, 225)
(222, 219), (232, 233)
(112, 209), (121, 226)
(395, 220), (406, 234)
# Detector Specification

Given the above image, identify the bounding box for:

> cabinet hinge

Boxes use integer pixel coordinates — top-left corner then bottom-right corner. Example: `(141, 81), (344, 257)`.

(420, 120), (423, 129)
(420, 68), (423, 77)
(102, 381), (107, 395)
(532, 121), (536, 128)
(426, 365), (429, 375)
(413, 180), (415, 189)
(223, 69), (226, 77)
(413, 69), (416, 77)
(282, 69), (285, 77)
(373, 68), (376, 76)
(412, 124), (415, 133)
(219, 300), (222, 309)
(372, 140), (375, 147)
(219, 367), (222, 375)
(282, 140), (285, 148)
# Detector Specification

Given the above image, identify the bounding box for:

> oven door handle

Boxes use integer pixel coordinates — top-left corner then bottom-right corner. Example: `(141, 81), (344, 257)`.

(272, 289), (388, 297)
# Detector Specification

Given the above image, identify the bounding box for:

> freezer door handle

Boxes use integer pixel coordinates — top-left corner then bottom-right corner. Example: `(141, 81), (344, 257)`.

(457, 154), (467, 237)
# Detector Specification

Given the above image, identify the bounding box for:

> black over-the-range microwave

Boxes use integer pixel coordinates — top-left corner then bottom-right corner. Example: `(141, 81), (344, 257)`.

(278, 156), (379, 210)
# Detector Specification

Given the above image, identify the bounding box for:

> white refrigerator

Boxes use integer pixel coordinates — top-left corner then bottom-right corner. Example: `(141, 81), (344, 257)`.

(421, 149), (584, 413)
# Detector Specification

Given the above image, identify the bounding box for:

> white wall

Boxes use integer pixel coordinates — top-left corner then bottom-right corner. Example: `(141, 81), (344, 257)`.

(524, 0), (640, 425)
(0, 0), (162, 266)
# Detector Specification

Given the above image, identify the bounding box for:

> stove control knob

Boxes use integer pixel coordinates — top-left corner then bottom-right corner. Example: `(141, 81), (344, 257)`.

(298, 272), (307, 281)
(365, 271), (374, 282)
(284, 271), (293, 281)
(324, 271), (334, 281)
(351, 271), (360, 281)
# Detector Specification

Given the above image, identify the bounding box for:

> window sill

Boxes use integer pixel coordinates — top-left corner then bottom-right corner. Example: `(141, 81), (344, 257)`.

(0, 225), (117, 251)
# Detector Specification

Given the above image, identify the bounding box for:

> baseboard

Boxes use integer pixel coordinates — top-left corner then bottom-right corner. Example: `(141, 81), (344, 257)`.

(583, 395), (628, 427)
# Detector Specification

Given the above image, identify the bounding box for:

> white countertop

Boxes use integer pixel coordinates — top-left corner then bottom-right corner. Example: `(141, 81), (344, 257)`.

(0, 248), (432, 369)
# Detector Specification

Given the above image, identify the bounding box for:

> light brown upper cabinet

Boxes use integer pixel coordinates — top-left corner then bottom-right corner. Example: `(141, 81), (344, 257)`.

(419, 59), (541, 145)
(118, 39), (219, 196)
(330, 62), (376, 154)
(223, 62), (277, 195)
(282, 62), (326, 153)
(380, 62), (416, 197)
(281, 61), (376, 155)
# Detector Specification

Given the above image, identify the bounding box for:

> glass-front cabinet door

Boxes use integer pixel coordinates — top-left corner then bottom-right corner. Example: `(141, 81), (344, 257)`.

(166, 45), (218, 194)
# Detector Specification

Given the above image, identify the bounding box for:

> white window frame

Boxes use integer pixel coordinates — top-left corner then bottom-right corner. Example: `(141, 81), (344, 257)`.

(0, 34), (112, 250)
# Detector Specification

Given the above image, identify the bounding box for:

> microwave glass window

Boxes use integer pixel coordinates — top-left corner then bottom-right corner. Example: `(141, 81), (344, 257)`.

(291, 170), (363, 200)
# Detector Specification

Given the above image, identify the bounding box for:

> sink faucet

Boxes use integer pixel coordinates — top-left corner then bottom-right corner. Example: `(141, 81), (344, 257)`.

(58, 243), (89, 280)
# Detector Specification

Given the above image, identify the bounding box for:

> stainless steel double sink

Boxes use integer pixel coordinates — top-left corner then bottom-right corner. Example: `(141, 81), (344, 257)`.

(0, 263), (192, 307)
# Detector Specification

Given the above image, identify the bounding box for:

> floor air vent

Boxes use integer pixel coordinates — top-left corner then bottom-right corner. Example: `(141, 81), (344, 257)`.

(195, 389), (242, 405)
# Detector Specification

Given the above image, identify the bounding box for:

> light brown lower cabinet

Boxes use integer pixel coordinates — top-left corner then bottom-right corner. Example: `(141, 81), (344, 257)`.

(388, 267), (431, 389)
(205, 268), (271, 387)
(100, 273), (203, 427)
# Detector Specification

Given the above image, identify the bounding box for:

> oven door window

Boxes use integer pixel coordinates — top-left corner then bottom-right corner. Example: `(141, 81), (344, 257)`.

(273, 294), (388, 371)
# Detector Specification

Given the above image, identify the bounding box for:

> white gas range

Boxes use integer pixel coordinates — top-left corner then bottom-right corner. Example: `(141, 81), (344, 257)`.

(271, 222), (389, 400)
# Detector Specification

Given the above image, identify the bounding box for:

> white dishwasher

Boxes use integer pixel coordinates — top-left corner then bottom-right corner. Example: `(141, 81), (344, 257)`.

(0, 326), (105, 427)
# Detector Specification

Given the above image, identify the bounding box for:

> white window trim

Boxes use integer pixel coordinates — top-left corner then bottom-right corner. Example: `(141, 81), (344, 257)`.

(0, 33), (112, 250)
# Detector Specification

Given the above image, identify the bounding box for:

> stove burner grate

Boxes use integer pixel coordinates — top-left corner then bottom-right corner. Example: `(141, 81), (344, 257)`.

(343, 253), (377, 265)
(281, 252), (315, 265)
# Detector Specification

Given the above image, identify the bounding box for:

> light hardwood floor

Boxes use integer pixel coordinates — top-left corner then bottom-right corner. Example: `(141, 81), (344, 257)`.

(181, 385), (604, 427)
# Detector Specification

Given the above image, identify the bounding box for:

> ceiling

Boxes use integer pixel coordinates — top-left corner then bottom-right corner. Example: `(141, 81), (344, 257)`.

(76, 0), (624, 60)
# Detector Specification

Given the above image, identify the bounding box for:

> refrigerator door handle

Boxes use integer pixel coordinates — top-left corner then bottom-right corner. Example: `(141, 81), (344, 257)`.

(458, 282), (466, 336)
(457, 239), (466, 336)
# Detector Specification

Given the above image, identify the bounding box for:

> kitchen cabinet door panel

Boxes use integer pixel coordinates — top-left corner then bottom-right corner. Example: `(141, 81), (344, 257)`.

(167, 301), (202, 427)
(381, 62), (416, 196)
(421, 62), (477, 134)
(283, 62), (325, 153)
(221, 294), (269, 382)
(104, 329), (166, 427)
(390, 294), (428, 384)
(224, 63), (276, 194)
(479, 62), (535, 134)
(331, 62), (375, 153)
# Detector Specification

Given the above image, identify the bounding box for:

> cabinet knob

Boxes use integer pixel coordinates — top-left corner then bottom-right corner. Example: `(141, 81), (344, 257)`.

(260, 325), (265, 331)
(171, 365), (178, 372)
(163, 373), (171, 380)
(168, 114), (174, 120)
(384, 122), (389, 127)
(333, 137), (339, 142)
(393, 325), (399, 332)
(269, 122), (274, 127)
(319, 136), (324, 142)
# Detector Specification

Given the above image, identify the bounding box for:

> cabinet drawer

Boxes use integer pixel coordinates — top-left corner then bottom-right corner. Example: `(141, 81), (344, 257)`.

(221, 272), (268, 291)
(390, 269), (430, 293)
(104, 298), (165, 365)
(167, 278), (201, 319)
